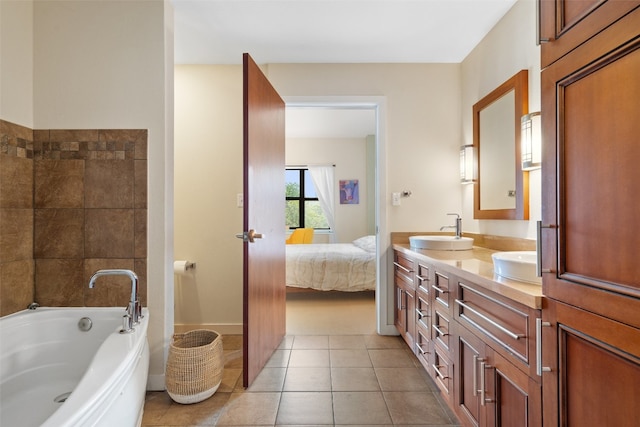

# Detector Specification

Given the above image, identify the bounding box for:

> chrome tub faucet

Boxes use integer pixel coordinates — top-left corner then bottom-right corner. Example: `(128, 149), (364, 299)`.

(88, 269), (142, 333)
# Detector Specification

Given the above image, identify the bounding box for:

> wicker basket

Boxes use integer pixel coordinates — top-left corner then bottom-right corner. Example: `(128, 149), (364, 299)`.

(166, 329), (223, 404)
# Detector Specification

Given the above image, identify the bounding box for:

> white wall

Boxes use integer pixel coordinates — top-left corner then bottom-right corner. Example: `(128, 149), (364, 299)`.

(0, 0), (174, 390)
(286, 136), (370, 243)
(461, 0), (542, 239)
(0, 0), (34, 126)
(173, 65), (244, 332)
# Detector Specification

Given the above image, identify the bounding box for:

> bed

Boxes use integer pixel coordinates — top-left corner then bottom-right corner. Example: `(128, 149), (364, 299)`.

(286, 235), (376, 292)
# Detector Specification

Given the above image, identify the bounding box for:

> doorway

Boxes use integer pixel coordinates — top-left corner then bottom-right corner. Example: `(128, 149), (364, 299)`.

(283, 97), (395, 336)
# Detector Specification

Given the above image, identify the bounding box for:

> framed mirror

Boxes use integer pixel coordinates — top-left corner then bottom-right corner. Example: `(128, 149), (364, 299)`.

(473, 69), (529, 220)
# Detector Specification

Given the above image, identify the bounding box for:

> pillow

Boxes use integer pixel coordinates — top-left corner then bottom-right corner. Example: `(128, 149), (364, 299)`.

(352, 235), (376, 252)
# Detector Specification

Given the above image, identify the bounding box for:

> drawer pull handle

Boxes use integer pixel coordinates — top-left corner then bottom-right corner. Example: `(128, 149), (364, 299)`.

(416, 343), (429, 355)
(393, 261), (413, 274)
(416, 274), (428, 281)
(536, 318), (552, 376)
(432, 364), (448, 380)
(472, 355), (484, 397)
(432, 324), (449, 337)
(431, 284), (449, 294)
(537, 221), (557, 275)
(480, 361), (494, 406)
(456, 299), (525, 340)
(415, 308), (429, 318)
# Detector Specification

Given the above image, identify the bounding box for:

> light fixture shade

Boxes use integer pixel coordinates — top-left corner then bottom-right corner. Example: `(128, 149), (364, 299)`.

(521, 112), (541, 170)
(460, 144), (475, 184)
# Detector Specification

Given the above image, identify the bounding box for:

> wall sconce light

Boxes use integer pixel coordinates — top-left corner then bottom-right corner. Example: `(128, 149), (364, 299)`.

(460, 144), (475, 184)
(521, 111), (541, 171)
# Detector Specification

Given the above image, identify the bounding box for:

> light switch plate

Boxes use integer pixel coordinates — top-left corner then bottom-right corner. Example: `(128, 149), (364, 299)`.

(392, 192), (401, 206)
(237, 193), (244, 208)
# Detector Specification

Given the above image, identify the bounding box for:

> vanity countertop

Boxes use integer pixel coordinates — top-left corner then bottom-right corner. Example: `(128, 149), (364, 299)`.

(393, 243), (543, 309)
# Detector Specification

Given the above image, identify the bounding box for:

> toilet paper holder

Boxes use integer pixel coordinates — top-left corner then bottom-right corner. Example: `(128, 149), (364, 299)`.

(184, 262), (196, 270)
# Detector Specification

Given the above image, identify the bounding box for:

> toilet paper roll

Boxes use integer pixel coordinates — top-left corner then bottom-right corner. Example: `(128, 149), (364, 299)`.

(173, 260), (193, 275)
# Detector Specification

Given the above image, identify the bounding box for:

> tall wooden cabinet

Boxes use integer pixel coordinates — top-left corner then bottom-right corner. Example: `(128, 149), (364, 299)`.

(539, 2), (640, 426)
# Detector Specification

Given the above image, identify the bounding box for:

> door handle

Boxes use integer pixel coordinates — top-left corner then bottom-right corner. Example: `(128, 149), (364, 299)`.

(235, 229), (265, 243)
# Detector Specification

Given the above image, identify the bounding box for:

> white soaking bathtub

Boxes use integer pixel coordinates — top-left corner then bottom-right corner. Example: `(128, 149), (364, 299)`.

(0, 307), (149, 427)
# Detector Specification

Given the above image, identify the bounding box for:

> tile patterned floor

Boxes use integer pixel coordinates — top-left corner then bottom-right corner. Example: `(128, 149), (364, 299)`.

(143, 333), (461, 426)
(143, 291), (461, 426)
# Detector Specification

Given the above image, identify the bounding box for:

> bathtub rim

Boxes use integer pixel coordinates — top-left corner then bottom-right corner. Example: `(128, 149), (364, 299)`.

(0, 307), (149, 427)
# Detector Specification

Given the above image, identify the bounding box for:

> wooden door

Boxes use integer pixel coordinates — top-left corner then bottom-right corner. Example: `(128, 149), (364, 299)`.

(540, 5), (640, 327)
(539, 0), (638, 67)
(242, 53), (286, 387)
(542, 299), (640, 427)
(487, 348), (541, 427)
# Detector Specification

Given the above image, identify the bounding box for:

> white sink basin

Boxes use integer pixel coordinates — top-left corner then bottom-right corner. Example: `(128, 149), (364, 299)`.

(492, 251), (541, 285)
(409, 235), (474, 251)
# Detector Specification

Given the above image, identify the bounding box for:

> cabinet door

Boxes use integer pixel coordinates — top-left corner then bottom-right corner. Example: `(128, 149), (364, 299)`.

(487, 349), (541, 427)
(456, 327), (485, 427)
(539, 0), (639, 67)
(540, 6), (640, 327)
(541, 299), (640, 427)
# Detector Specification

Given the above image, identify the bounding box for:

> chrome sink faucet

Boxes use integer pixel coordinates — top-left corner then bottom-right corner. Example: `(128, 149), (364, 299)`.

(440, 213), (462, 239)
(89, 269), (142, 333)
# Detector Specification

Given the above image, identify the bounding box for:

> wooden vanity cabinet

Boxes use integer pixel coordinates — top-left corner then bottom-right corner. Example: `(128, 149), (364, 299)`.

(393, 251), (416, 349)
(539, 3), (640, 426)
(453, 280), (542, 427)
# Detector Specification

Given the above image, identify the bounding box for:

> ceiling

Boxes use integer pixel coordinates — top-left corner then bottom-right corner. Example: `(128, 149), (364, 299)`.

(172, 0), (518, 138)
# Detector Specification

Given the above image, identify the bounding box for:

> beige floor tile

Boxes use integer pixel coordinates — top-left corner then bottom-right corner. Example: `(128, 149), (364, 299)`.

(331, 367), (380, 391)
(222, 334), (242, 350)
(141, 391), (173, 425)
(330, 349), (373, 367)
(286, 291), (376, 335)
(368, 349), (416, 367)
(364, 334), (405, 349)
(329, 335), (367, 349)
(218, 368), (242, 393)
(288, 349), (330, 367)
(375, 367), (432, 391)
(276, 391), (334, 425)
(283, 367), (332, 391)
(333, 391), (392, 425)
(292, 335), (329, 349)
(245, 367), (286, 392)
(155, 391), (231, 426)
(265, 349), (291, 368)
(383, 391), (454, 425)
(223, 348), (243, 369)
(279, 335), (295, 349)
(215, 392), (281, 425)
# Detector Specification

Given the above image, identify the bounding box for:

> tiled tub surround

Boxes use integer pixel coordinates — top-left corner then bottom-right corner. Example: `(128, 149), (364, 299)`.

(0, 119), (147, 316)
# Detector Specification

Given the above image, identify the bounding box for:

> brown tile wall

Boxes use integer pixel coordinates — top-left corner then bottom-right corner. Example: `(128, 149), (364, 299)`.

(0, 119), (147, 316)
(0, 120), (35, 315)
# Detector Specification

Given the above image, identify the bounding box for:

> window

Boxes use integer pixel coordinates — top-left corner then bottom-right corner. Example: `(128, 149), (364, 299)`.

(286, 168), (329, 229)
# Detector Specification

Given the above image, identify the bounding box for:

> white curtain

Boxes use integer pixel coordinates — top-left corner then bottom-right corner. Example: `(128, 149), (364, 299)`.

(308, 166), (336, 242)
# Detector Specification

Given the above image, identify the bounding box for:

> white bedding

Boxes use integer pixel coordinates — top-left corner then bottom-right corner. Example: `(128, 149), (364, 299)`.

(286, 237), (376, 292)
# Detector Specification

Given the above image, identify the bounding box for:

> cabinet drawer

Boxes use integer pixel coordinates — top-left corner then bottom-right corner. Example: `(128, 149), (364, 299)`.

(455, 282), (530, 363)
(433, 308), (451, 352)
(433, 346), (454, 405)
(416, 262), (430, 294)
(394, 252), (415, 285)
(432, 271), (451, 309)
(416, 292), (430, 331)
